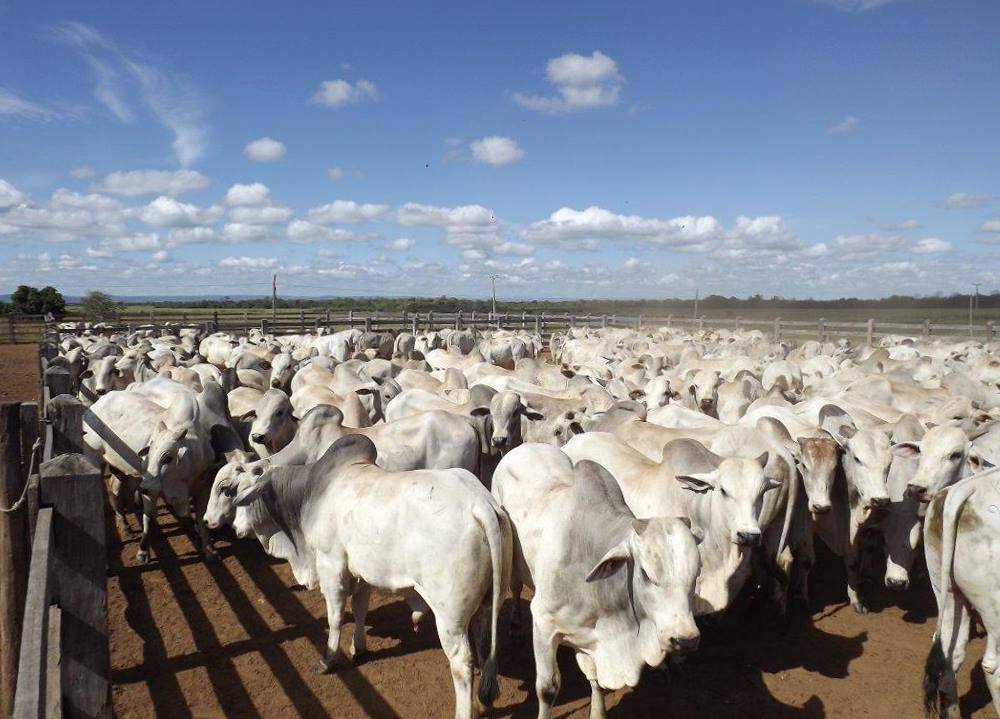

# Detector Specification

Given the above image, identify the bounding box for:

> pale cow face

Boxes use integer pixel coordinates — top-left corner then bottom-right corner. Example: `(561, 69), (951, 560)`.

(205, 455), (265, 532)
(829, 424), (892, 515)
(687, 370), (721, 417)
(797, 437), (840, 514)
(139, 421), (192, 505)
(675, 454), (776, 546)
(898, 425), (976, 502)
(245, 389), (296, 457)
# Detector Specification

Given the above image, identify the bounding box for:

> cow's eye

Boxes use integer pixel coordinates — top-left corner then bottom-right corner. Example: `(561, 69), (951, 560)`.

(162, 455), (173, 465)
(554, 427), (563, 436)
(719, 487), (728, 498)
(853, 454), (861, 464)
(276, 410), (283, 417)
(222, 484), (236, 497)
(949, 451), (962, 461)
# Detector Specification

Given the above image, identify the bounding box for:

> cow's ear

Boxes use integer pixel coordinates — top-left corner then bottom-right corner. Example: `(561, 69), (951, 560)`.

(675, 472), (716, 493)
(138, 445), (151, 459)
(585, 543), (631, 582)
(687, 384), (697, 395)
(239, 409), (257, 422)
(470, 407), (490, 417)
(522, 408), (545, 421)
(892, 442), (920, 459)
(967, 449), (995, 473)
(234, 479), (269, 507)
(756, 451), (769, 468)
(80, 369), (94, 379)
(355, 387), (376, 396)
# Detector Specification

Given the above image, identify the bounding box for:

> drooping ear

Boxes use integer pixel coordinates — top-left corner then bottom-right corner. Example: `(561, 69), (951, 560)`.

(238, 409), (258, 422)
(470, 407), (491, 417)
(355, 387), (376, 396)
(764, 476), (783, 492)
(138, 445), (151, 459)
(675, 471), (716, 493)
(585, 542), (631, 582)
(688, 384), (697, 395)
(755, 451), (769, 468)
(170, 427), (188, 443)
(521, 407), (545, 421)
(967, 448), (996, 473)
(80, 369), (94, 380)
(892, 442), (921, 459)
(156, 420), (168, 434)
(234, 478), (270, 507)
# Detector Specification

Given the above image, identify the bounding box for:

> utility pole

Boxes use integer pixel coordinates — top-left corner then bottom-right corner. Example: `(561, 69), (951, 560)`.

(693, 289), (699, 320)
(272, 273), (277, 320)
(489, 273), (499, 317)
(974, 282), (982, 312)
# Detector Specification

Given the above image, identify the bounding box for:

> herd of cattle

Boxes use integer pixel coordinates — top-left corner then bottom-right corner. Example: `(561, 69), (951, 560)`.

(44, 320), (1000, 718)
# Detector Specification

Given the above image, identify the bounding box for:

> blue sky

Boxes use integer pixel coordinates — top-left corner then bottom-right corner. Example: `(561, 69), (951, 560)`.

(1, 0), (998, 300)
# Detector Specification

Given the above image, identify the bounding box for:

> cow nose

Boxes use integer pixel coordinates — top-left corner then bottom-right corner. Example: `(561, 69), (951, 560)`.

(906, 483), (928, 502)
(870, 495), (890, 509)
(271, 380), (281, 388)
(96, 388), (109, 396)
(809, 502), (832, 514)
(885, 576), (909, 591)
(669, 635), (700, 654)
(736, 531), (761, 547)
(492, 435), (507, 447)
(251, 433), (266, 444)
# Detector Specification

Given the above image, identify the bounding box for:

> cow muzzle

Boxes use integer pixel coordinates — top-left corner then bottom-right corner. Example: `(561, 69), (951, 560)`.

(885, 575), (909, 591)
(669, 634), (700, 655)
(809, 502), (832, 514)
(251, 433), (266, 445)
(735, 530), (761, 547)
(906, 483), (929, 502)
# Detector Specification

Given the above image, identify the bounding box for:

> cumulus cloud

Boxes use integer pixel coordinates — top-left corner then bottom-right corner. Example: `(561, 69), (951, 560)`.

(94, 169), (209, 197)
(327, 166), (362, 180)
(470, 136), (525, 166)
(139, 196), (222, 227)
(307, 200), (388, 224)
(513, 51), (623, 115)
(826, 115), (859, 135)
(311, 79), (378, 108)
(523, 206), (722, 250)
(225, 182), (271, 206)
(389, 238), (415, 251)
(911, 237), (951, 254)
(50, 188), (121, 212)
(397, 203), (494, 229)
(219, 256), (278, 269)
(244, 137), (286, 162)
(942, 192), (992, 209)
(221, 223), (271, 243)
(286, 219), (357, 243)
(980, 220), (1000, 233)
(167, 226), (217, 245)
(833, 233), (905, 259)
(228, 204), (292, 225)
(814, 0), (903, 11)
(0, 179), (27, 208)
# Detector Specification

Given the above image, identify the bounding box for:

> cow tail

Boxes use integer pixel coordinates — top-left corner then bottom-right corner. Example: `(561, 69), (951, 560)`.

(473, 502), (509, 707)
(776, 451), (800, 562)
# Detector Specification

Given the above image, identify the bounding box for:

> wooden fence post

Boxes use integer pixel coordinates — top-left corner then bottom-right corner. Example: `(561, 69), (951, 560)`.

(601, 314), (608, 328)
(987, 321), (995, 343)
(923, 319), (931, 338)
(1, 403), (26, 718)
(42, 367), (71, 402)
(666, 315), (672, 328)
(47, 396), (85, 458)
(364, 317), (372, 332)
(521, 311), (526, 330)
(428, 311), (434, 329)
(536, 314), (543, 333)
(325, 309), (331, 328)
(773, 317), (782, 341)
(9, 317), (16, 344)
(39, 453), (109, 719)
(735, 316), (742, 332)
(299, 310), (305, 334)
(260, 318), (268, 335)
(456, 311), (463, 330)
(818, 317), (826, 342)
(411, 317), (417, 335)
(697, 316), (705, 332)
(348, 310), (354, 328)
(866, 318), (875, 347)
(638, 315), (644, 329)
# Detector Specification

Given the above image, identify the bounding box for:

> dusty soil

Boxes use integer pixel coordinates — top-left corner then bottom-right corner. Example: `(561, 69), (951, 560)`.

(0, 344), (39, 403)
(106, 510), (996, 719)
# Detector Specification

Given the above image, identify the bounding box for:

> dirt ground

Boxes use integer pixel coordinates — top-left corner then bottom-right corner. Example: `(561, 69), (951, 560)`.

(0, 345), (993, 718)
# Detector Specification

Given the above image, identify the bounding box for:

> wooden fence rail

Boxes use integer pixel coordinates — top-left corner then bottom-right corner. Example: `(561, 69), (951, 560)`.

(2, 322), (110, 719)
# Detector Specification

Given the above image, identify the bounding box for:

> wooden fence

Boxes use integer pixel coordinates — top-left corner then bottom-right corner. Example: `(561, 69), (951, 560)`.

(1, 324), (109, 718)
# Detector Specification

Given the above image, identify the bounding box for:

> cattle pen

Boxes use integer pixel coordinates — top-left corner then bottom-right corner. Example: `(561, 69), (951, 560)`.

(1, 319), (998, 718)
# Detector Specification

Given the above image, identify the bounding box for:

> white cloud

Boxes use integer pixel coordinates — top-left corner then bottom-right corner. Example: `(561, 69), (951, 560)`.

(69, 165), (96, 179)
(880, 218), (922, 231)
(327, 166), (363, 180)
(307, 199), (387, 224)
(311, 79), (378, 108)
(94, 169), (209, 197)
(221, 223), (271, 243)
(244, 137), (286, 162)
(814, 0), (903, 11)
(228, 204), (292, 225)
(980, 220), (1000, 233)
(833, 233), (905, 258)
(225, 182), (271, 206)
(513, 51), (623, 115)
(470, 136), (525, 166)
(219, 256), (278, 269)
(0, 179), (27, 208)
(827, 115), (859, 135)
(524, 206), (722, 250)
(151, 249), (169, 262)
(0, 88), (61, 121)
(167, 226), (216, 245)
(139, 196), (222, 227)
(397, 202), (494, 229)
(911, 237), (951, 254)
(286, 219), (356, 243)
(624, 257), (641, 270)
(494, 241), (534, 256)
(943, 192), (992, 209)
(389, 238), (415, 251)
(50, 23), (209, 166)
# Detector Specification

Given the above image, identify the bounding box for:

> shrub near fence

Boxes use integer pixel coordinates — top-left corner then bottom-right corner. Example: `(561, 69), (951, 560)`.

(1, 323), (110, 719)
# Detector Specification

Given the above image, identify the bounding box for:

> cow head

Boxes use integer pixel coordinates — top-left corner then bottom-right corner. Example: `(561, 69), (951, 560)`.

(899, 425), (991, 502)
(687, 370), (721, 418)
(356, 377), (402, 423)
(675, 452), (775, 546)
(138, 420), (194, 505)
(269, 352), (295, 391)
(796, 437), (839, 514)
(243, 389), (296, 458)
(824, 419), (892, 516)
(81, 356), (123, 397)
(204, 451), (261, 531)
(586, 516), (702, 665)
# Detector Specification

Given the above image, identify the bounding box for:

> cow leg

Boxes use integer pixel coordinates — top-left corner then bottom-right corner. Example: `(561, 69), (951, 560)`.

(192, 486), (217, 562)
(350, 580), (371, 661)
(136, 492), (156, 564)
(316, 564), (352, 674)
(509, 576), (524, 634)
(983, 632), (998, 676)
(435, 617), (475, 719)
(532, 617), (561, 719)
(575, 653), (606, 719)
(846, 541), (867, 614)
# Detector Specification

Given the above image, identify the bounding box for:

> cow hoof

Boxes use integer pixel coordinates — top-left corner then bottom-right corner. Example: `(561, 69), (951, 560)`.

(350, 648), (367, 664)
(203, 549), (219, 564)
(317, 658), (335, 675)
(136, 550), (149, 565)
(852, 602), (869, 615)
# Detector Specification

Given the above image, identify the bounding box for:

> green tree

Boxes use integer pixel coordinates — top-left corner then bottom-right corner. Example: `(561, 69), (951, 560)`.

(9, 285), (66, 316)
(80, 290), (119, 321)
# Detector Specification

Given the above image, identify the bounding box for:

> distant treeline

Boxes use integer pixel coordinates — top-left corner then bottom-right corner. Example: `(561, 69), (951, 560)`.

(122, 292), (1000, 315)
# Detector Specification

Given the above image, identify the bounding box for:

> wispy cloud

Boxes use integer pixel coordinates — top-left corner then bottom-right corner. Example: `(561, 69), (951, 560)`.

(48, 22), (209, 166)
(826, 115), (859, 135)
(942, 192), (993, 209)
(514, 51), (623, 115)
(0, 88), (62, 121)
(813, 0), (904, 12)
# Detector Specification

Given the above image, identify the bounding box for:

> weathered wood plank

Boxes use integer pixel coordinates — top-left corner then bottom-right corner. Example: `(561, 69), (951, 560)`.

(39, 454), (109, 719)
(45, 606), (61, 719)
(46, 396), (85, 458)
(12, 507), (53, 719)
(1, 402), (27, 718)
